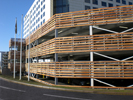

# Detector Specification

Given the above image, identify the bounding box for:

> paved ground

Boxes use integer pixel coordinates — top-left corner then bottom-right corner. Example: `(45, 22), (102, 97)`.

(0, 78), (133, 100)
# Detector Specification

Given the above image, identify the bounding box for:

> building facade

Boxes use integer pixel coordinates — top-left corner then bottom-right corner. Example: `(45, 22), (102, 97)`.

(1, 52), (8, 69)
(23, 0), (133, 38)
(8, 38), (26, 73)
(24, 4), (133, 87)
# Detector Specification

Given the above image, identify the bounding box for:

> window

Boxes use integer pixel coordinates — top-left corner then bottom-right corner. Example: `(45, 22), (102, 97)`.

(122, 0), (126, 4)
(85, 0), (90, 3)
(129, 2), (133, 5)
(93, 7), (97, 9)
(54, 0), (69, 14)
(116, 0), (120, 3)
(43, 5), (45, 9)
(109, 3), (113, 7)
(109, 0), (113, 1)
(102, 1), (107, 7)
(36, 20), (38, 23)
(93, 0), (98, 5)
(43, 12), (45, 17)
(56, 0), (63, 6)
(43, 19), (45, 23)
(85, 6), (90, 10)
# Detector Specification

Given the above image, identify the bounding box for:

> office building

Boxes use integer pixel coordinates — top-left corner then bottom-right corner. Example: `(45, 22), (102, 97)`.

(23, 0), (133, 38)
(8, 38), (26, 73)
(1, 52), (8, 69)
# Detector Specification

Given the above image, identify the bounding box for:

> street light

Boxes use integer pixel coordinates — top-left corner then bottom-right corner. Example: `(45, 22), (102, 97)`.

(19, 15), (23, 80)
(28, 12), (31, 81)
(14, 18), (17, 79)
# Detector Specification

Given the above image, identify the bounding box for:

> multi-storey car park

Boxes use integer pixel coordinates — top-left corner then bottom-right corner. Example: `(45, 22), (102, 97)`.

(23, 5), (133, 88)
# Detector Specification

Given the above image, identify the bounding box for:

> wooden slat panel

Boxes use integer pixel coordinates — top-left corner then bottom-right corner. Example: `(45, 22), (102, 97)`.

(25, 5), (133, 45)
(25, 61), (133, 79)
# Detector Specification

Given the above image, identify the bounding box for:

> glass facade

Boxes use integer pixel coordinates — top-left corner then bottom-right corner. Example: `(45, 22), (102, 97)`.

(53, 0), (69, 14)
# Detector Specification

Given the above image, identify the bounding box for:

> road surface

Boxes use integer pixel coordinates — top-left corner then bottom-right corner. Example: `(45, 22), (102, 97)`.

(0, 78), (133, 100)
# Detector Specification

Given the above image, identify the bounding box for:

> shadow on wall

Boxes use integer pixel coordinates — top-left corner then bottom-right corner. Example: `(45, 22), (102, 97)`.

(2, 68), (12, 76)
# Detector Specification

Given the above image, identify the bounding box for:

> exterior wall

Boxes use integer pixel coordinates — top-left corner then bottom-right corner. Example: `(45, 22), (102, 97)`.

(8, 38), (26, 72)
(69, 0), (84, 12)
(1, 52), (8, 68)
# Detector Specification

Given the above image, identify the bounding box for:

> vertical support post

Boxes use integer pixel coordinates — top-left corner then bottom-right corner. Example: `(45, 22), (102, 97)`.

(90, 26), (94, 87)
(55, 29), (58, 85)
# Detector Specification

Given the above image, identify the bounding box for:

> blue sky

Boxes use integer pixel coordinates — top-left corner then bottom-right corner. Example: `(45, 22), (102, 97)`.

(0, 0), (34, 52)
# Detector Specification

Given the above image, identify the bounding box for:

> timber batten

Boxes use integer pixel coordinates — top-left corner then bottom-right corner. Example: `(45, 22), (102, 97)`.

(25, 5), (133, 87)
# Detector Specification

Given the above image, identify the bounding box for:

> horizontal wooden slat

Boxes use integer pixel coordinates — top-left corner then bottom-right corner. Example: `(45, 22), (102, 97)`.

(25, 61), (133, 79)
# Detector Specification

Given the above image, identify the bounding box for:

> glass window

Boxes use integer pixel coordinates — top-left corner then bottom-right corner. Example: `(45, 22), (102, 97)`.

(129, 2), (133, 5)
(102, 2), (106, 7)
(43, 5), (45, 9)
(54, 0), (69, 14)
(85, 6), (90, 10)
(63, 0), (68, 5)
(63, 6), (69, 12)
(56, 7), (63, 13)
(93, 0), (98, 5)
(116, 0), (120, 3)
(109, 0), (113, 1)
(85, 0), (90, 3)
(122, 0), (126, 4)
(93, 7), (97, 9)
(43, 19), (45, 23)
(43, 12), (45, 16)
(56, 0), (63, 6)
(109, 3), (113, 7)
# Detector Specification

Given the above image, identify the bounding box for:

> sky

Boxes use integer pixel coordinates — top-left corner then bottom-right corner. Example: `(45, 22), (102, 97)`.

(0, 0), (34, 52)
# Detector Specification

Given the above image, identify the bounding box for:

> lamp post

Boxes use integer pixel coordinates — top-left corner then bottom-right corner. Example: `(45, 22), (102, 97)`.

(28, 12), (31, 81)
(14, 18), (17, 79)
(20, 15), (23, 80)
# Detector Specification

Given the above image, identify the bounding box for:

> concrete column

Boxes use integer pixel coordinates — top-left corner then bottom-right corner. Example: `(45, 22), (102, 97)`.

(55, 29), (58, 85)
(90, 26), (94, 87)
